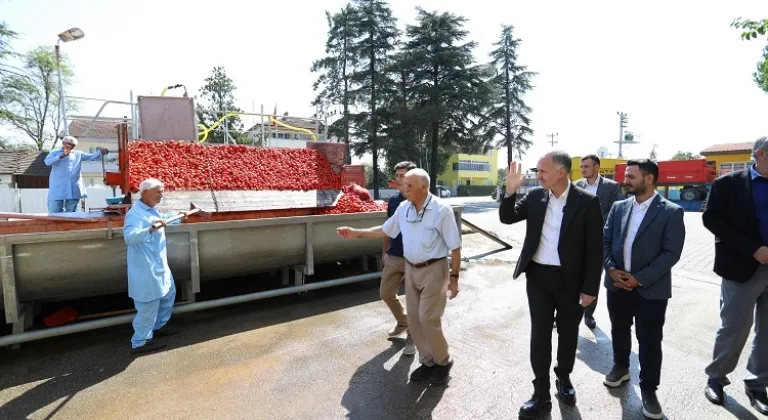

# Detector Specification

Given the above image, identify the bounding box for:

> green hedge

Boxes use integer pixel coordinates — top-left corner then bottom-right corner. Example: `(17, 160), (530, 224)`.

(457, 185), (496, 196)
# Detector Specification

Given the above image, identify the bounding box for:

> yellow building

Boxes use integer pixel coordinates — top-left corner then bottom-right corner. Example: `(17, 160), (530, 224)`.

(700, 142), (754, 177)
(437, 150), (499, 187)
(569, 156), (627, 181)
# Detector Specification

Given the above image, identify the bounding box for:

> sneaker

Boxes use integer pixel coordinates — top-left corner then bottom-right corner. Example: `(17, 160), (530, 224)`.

(410, 364), (434, 382)
(641, 389), (664, 420)
(429, 360), (454, 385)
(130, 339), (166, 355)
(153, 326), (179, 337)
(603, 365), (631, 387)
(388, 323), (408, 337)
(403, 335), (416, 356)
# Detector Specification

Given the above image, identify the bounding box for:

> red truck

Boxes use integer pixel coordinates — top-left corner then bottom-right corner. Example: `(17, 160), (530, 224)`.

(614, 159), (716, 201)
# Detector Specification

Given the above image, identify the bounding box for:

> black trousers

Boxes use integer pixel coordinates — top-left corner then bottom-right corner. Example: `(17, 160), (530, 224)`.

(526, 262), (584, 395)
(606, 289), (668, 391)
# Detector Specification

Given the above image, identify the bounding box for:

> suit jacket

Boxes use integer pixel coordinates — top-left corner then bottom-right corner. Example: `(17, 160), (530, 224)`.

(499, 184), (604, 297)
(702, 168), (763, 282)
(575, 176), (621, 220)
(603, 194), (685, 300)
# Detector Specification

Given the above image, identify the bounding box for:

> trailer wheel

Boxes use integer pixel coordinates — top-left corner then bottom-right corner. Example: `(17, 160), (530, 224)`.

(681, 188), (698, 201)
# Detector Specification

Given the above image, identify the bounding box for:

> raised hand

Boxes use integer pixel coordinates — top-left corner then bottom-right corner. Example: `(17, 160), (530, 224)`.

(505, 161), (524, 195)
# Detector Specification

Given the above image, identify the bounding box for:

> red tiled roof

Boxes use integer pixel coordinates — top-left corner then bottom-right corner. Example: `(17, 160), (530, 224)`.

(0, 150), (51, 176)
(68, 119), (134, 139)
(700, 142), (753, 155)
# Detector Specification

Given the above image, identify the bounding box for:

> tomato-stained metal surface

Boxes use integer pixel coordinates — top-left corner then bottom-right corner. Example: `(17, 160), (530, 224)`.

(135, 189), (343, 214)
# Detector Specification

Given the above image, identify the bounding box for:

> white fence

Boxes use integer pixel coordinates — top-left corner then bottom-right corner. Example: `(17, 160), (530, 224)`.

(0, 186), (121, 213)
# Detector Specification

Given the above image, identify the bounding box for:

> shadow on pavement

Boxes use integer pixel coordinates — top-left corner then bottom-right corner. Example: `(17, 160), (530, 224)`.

(341, 341), (447, 420)
(0, 278), (383, 420)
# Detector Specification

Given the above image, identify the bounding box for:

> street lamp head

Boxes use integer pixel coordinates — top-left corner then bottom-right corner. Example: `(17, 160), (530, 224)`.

(57, 28), (85, 43)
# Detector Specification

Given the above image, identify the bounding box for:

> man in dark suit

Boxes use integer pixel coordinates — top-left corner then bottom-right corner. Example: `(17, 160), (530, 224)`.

(575, 154), (621, 329)
(702, 136), (768, 415)
(499, 151), (604, 418)
(602, 159), (685, 420)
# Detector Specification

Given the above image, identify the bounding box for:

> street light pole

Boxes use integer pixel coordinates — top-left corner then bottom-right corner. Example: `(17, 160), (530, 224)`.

(55, 27), (85, 138)
(55, 40), (67, 136)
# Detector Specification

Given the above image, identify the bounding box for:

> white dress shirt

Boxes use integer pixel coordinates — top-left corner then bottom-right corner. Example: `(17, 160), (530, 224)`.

(532, 183), (570, 266)
(623, 192), (657, 272)
(584, 176), (600, 196)
(382, 194), (462, 265)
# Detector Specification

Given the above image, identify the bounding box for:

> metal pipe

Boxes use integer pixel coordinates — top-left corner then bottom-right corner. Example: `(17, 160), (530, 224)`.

(55, 42), (68, 136)
(0, 272), (381, 347)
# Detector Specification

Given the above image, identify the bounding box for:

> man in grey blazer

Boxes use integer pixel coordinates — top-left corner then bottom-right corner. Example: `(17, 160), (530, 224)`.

(601, 159), (686, 420)
(575, 154), (621, 329)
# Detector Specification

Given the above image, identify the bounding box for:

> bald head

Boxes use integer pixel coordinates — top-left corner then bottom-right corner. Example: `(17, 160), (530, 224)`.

(537, 150), (572, 191)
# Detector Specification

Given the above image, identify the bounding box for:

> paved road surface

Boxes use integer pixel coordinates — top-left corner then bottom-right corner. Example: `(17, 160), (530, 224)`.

(0, 198), (764, 420)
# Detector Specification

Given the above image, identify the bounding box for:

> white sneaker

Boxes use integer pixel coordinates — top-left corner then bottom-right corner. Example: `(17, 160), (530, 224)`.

(388, 323), (408, 337)
(403, 336), (416, 356)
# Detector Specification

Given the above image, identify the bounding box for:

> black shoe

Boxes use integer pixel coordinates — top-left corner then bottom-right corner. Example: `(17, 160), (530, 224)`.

(519, 394), (552, 419)
(704, 379), (724, 405)
(641, 389), (664, 419)
(130, 339), (166, 354)
(153, 326), (179, 337)
(429, 360), (453, 385)
(555, 376), (576, 405)
(409, 364), (434, 382)
(746, 387), (768, 415)
(603, 365), (631, 387)
(584, 313), (596, 329)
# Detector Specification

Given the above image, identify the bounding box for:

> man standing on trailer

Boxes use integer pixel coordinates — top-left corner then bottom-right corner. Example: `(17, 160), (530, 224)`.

(703, 136), (768, 415)
(337, 168), (462, 385)
(123, 178), (190, 354)
(575, 154), (621, 329)
(380, 161), (417, 356)
(44, 135), (109, 213)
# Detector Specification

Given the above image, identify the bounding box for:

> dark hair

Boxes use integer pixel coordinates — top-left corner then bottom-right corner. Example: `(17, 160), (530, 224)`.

(627, 159), (659, 184)
(581, 154), (600, 166)
(393, 161), (417, 171)
(550, 150), (572, 173)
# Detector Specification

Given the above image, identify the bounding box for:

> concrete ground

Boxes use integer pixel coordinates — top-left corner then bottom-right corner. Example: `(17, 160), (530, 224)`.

(0, 197), (765, 420)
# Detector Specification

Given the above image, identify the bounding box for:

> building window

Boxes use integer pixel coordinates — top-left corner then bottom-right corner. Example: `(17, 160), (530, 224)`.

(452, 160), (491, 171)
(719, 162), (747, 175)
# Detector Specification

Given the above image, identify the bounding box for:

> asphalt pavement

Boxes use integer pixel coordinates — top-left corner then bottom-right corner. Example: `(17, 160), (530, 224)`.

(0, 197), (764, 420)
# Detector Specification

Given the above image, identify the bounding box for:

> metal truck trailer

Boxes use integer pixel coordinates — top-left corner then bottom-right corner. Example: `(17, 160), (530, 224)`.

(1, 208), (464, 332)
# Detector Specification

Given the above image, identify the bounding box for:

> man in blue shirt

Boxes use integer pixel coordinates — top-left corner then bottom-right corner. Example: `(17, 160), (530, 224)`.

(381, 161), (417, 354)
(44, 135), (108, 213)
(123, 178), (192, 354)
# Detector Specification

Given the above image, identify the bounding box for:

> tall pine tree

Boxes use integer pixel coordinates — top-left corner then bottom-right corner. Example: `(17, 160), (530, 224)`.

(403, 8), (493, 194)
(486, 24), (537, 165)
(311, 5), (359, 163)
(347, 0), (399, 199)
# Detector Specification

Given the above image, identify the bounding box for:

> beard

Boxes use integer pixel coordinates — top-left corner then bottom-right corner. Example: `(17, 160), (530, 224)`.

(625, 185), (647, 196)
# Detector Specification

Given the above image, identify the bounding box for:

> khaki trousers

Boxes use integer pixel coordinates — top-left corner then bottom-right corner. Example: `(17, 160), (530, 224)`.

(380, 255), (407, 326)
(405, 259), (451, 366)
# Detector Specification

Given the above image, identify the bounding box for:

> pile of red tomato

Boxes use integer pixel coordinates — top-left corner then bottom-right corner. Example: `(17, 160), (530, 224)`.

(316, 185), (388, 214)
(127, 141), (342, 192)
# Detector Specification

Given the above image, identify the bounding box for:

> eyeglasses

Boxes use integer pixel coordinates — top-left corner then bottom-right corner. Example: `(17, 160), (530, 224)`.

(405, 195), (432, 223)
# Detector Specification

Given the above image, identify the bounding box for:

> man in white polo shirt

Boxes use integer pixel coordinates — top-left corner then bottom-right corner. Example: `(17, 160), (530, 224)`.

(337, 168), (462, 385)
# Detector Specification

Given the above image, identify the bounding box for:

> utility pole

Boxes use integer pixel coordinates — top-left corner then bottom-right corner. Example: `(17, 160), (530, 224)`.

(547, 133), (559, 148)
(615, 112), (628, 158)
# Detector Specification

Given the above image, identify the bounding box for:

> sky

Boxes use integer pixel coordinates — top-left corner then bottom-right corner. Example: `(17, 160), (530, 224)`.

(2, 0), (768, 171)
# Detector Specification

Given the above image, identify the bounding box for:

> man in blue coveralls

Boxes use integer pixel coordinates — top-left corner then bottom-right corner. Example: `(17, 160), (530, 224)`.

(124, 177), (192, 354)
(43, 135), (109, 213)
